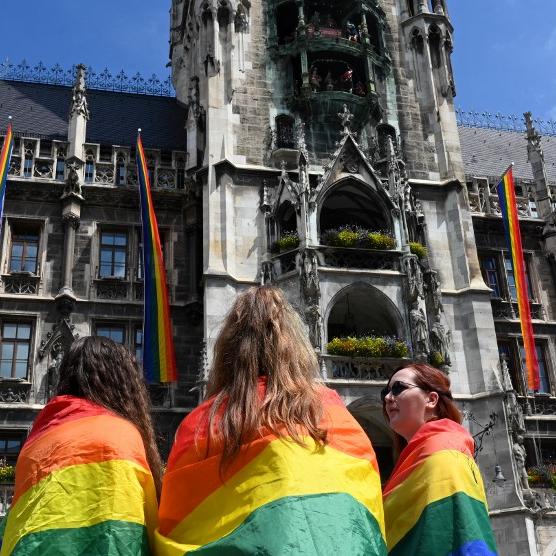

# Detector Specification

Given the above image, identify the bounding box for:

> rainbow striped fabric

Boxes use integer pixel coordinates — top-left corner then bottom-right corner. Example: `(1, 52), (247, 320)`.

(497, 165), (539, 390)
(155, 383), (386, 555)
(383, 419), (497, 556)
(0, 395), (158, 556)
(136, 133), (177, 383)
(0, 121), (14, 238)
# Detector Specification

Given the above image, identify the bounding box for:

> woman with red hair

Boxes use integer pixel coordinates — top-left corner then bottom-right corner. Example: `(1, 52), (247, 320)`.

(382, 363), (498, 555)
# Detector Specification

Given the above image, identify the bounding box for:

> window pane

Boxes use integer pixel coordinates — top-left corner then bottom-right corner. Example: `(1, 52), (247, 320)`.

(1, 343), (14, 361)
(101, 233), (115, 246)
(10, 244), (23, 259)
(6, 440), (21, 453)
(111, 329), (124, 344)
(17, 324), (31, 339)
(519, 343), (551, 394)
(0, 360), (12, 377)
(14, 360), (27, 378)
(99, 263), (112, 278)
(100, 249), (113, 263)
(15, 343), (29, 360)
(3, 324), (17, 339)
(9, 257), (23, 272)
(114, 234), (127, 247)
(24, 258), (37, 273)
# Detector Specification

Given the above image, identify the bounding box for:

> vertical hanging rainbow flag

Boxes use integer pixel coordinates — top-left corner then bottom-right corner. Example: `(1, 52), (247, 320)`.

(497, 165), (539, 391)
(0, 119), (14, 239)
(136, 131), (177, 383)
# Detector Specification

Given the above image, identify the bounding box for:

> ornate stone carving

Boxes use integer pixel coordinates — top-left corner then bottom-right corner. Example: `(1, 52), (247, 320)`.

(63, 159), (83, 197)
(62, 213), (80, 230)
(69, 64), (90, 120)
(260, 261), (274, 285)
(424, 269), (443, 317)
(429, 314), (451, 366)
(338, 104), (354, 135)
(513, 435), (530, 492)
(2, 273), (39, 294)
(410, 301), (429, 358)
(403, 254), (424, 302)
(234, 3), (248, 32)
(299, 250), (323, 350)
(95, 280), (129, 299)
(339, 145), (360, 174)
(0, 383), (30, 404)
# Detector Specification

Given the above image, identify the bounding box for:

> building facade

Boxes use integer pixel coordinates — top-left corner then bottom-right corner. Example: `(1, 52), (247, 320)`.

(0, 0), (555, 553)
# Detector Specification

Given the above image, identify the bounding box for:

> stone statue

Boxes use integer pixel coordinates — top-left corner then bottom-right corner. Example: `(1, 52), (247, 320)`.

(404, 255), (424, 301)
(64, 160), (82, 197)
(429, 314), (451, 366)
(324, 71), (335, 91)
(410, 301), (428, 357)
(234, 3), (248, 32)
(512, 435), (530, 491)
(261, 261), (274, 285)
(47, 348), (64, 400)
(425, 269), (443, 316)
(70, 65), (90, 120)
(300, 250), (320, 303)
(305, 302), (323, 350)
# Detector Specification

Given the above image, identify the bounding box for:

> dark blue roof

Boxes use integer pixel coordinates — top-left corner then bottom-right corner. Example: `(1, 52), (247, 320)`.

(0, 80), (187, 151)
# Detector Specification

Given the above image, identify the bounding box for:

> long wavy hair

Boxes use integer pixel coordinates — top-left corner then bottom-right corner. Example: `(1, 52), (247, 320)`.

(206, 286), (327, 467)
(383, 363), (462, 455)
(56, 336), (163, 496)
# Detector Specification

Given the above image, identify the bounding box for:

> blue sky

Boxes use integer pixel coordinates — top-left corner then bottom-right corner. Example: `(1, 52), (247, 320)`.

(1, 1), (555, 121)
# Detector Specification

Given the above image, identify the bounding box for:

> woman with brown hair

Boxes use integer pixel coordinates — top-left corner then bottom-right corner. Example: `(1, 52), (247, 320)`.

(155, 285), (387, 555)
(1, 336), (160, 556)
(381, 363), (498, 556)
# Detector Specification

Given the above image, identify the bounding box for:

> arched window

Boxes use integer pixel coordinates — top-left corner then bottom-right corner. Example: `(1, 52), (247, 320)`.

(85, 150), (95, 183)
(115, 153), (126, 186)
(275, 114), (296, 149)
(175, 156), (186, 189)
(410, 28), (424, 54)
(23, 141), (34, 178)
(55, 145), (66, 181)
(428, 25), (442, 69)
(277, 200), (297, 235)
(319, 180), (391, 239)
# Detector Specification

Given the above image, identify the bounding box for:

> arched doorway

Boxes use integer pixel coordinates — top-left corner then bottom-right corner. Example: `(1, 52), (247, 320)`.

(348, 397), (395, 484)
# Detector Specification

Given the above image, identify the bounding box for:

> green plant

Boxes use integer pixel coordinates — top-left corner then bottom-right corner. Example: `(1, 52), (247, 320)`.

(429, 351), (445, 368)
(367, 232), (396, 250)
(0, 462), (15, 483)
(321, 226), (396, 250)
(409, 242), (427, 259)
(326, 335), (409, 358)
(275, 231), (299, 252)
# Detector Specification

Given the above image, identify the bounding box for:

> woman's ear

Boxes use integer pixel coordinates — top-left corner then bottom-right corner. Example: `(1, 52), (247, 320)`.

(426, 391), (439, 411)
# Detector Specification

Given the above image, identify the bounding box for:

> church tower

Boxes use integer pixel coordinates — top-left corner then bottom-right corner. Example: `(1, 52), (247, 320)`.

(170, 1), (534, 550)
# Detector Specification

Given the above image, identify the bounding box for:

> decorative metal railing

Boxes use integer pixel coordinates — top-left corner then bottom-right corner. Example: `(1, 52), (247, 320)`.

(319, 354), (407, 381)
(456, 108), (556, 137)
(0, 60), (175, 97)
(318, 246), (401, 271)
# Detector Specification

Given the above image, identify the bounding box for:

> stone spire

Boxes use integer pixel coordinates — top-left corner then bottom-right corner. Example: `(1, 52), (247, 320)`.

(524, 112), (553, 220)
(67, 64), (89, 161)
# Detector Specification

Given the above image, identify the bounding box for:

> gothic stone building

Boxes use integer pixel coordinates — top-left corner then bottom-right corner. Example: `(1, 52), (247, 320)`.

(1, 0), (556, 553)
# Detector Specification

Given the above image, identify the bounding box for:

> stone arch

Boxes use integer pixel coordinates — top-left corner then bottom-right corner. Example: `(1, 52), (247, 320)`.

(324, 282), (405, 343)
(348, 396), (396, 482)
(277, 200), (297, 235)
(318, 176), (393, 240)
(428, 24), (443, 69)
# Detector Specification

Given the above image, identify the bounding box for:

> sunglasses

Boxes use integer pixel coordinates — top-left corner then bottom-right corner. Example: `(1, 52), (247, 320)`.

(381, 380), (422, 402)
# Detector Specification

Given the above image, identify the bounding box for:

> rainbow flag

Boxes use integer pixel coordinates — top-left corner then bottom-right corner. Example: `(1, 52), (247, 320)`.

(155, 383), (387, 555)
(497, 165), (539, 391)
(0, 121), (14, 239)
(136, 133), (177, 383)
(383, 419), (497, 556)
(0, 395), (158, 556)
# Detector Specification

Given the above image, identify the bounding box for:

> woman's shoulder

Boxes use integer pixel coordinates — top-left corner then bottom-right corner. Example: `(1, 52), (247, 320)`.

(410, 419), (474, 457)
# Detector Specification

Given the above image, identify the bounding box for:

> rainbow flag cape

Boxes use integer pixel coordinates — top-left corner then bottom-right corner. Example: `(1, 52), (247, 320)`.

(136, 133), (177, 383)
(0, 121), (14, 239)
(383, 419), (497, 556)
(155, 383), (387, 555)
(497, 165), (539, 391)
(0, 395), (158, 556)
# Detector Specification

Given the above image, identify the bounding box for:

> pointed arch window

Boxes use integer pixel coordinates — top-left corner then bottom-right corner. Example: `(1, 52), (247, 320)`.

(55, 145), (66, 181)
(23, 142), (35, 178)
(428, 25), (442, 69)
(115, 153), (127, 186)
(85, 150), (95, 183)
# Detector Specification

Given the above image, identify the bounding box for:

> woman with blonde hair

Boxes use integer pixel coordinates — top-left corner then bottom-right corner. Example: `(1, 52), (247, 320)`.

(382, 363), (497, 555)
(156, 286), (387, 555)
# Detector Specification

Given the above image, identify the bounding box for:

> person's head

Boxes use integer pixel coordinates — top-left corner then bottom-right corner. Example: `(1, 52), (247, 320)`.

(207, 285), (326, 466)
(56, 336), (163, 495)
(382, 363), (462, 445)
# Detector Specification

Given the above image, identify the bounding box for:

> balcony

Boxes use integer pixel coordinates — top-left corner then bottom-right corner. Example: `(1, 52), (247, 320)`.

(468, 191), (538, 219)
(518, 396), (556, 417)
(320, 354), (408, 381)
(491, 298), (545, 321)
(319, 246), (401, 271)
(1, 271), (41, 295)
